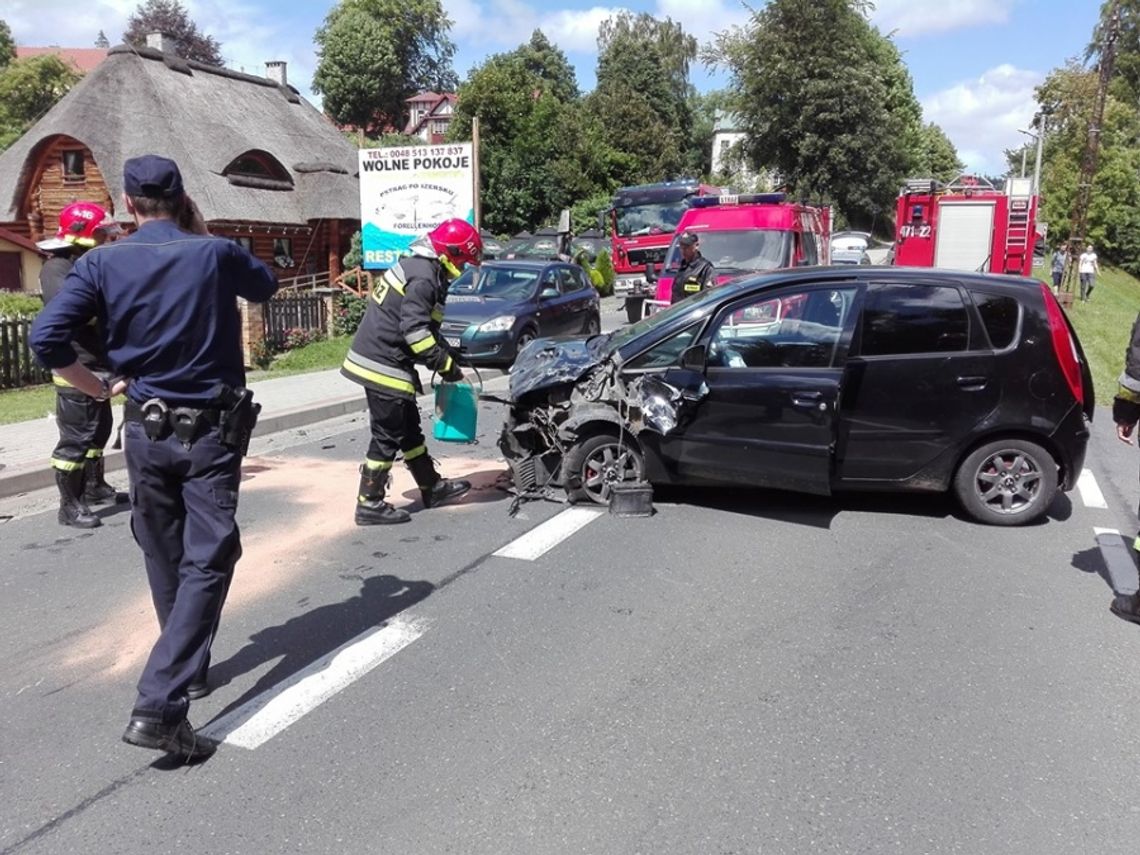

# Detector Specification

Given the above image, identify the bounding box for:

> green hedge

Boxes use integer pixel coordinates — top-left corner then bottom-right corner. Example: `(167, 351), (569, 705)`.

(0, 292), (43, 317)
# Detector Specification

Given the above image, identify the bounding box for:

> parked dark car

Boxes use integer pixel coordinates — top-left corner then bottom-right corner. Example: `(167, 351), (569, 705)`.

(499, 267), (1093, 525)
(441, 260), (601, 366)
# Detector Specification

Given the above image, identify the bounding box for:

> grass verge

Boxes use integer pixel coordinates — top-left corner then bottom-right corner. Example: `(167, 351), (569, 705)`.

(0, 336), (352, 426)
(1063, 267), (1140, 406)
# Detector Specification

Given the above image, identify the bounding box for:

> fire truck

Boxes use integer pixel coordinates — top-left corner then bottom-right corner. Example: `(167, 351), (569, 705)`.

(606, 179), (724, 293)
(893, 175), (1038, 276)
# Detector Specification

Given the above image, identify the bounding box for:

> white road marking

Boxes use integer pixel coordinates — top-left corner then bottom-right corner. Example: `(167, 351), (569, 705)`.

(493, 507), (604, 561)
(1094, 527), (1121, 537)
(201, 615), (427, 749)
(1078, 470), (1108, 509)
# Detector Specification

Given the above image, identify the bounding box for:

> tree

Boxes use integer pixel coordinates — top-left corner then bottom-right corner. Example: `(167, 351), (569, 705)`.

(589, 12), (697, 184)
(710, 0), (916, 227)
(0, 20), (15, 70)
(313, 0), (457, 134)
(123, 0), (224, 66)
(1089, 0), (1140, 102)
(917, 123), (965, 182)
(95, 30), (111, 49)
(515, 30), (578, 103)
(0, 55), (82, 151)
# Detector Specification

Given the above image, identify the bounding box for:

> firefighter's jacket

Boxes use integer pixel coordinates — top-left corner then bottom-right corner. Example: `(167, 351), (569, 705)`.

(1115, 312), (1140, 426)
(341, 249), (460, 399)
(670, 253), (716, 304)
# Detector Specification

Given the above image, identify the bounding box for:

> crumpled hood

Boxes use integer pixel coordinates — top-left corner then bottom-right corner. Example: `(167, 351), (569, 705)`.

(507, 338), (604, 400)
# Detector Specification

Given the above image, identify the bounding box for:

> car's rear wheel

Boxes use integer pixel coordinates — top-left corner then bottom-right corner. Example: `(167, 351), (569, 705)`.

(564, 433), (644, 505)
(953, 438), (1058, 526)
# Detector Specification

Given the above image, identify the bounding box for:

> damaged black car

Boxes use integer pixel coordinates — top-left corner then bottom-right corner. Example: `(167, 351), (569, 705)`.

(497, 267), (1093, 526)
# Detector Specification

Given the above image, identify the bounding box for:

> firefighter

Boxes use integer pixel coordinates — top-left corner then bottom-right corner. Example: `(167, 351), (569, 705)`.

(1113, 311), (1140, 625)
(670, 231), (716, 304)
(341, 219), (482, 525)
(37, 201), (126, 528)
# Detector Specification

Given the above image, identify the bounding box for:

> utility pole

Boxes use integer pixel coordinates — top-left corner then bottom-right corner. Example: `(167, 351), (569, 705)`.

(472, 116), (481, 231)
(1062, 0), (1121, 296)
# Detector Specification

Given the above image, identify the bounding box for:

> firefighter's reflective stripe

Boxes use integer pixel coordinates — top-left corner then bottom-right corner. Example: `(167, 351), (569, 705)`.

(341, 350), (417, 396)
(404, 444), (427, 461)
(1118, 384), (1140, 404)
(441, 355), (453, 374)
(408, 331), (437, 353)
(52, 374), (74, 388)
(50, 457), (84, 471)
(683, 279), (701, 293)
(85, 448), (103, 459)
(440, 256), (461, 280)
(364, 458), (394, 471)
(1134, 534), (1140, 552)
(431, 306), (444, 323)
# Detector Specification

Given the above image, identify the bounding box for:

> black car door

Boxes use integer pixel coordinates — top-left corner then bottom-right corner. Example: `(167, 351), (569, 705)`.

(835, 280), (1002, 484)
(656, 282), (857, 495)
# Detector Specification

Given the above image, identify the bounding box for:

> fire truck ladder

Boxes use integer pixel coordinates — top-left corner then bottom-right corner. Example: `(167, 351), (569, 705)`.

(1004, 186), (1032, 274)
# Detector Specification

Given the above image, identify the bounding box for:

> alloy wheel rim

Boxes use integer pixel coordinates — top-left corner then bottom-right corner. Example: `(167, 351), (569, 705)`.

(583, 443), (638, 503)
(973, 449), (1042, 515)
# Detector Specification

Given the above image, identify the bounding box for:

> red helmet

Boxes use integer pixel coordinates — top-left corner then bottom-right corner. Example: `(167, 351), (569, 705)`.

(39, 202), (119, 251)
(427, 219), (482, 268)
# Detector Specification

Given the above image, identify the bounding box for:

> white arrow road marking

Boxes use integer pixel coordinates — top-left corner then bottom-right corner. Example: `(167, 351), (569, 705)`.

(493, 507), (604, 561)
(1078, 470), (1108, 509)
(201, 615), (427, 749)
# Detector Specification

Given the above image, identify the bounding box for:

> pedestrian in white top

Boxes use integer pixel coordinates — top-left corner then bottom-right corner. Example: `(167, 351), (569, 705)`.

(1079, 245), (1100, 302)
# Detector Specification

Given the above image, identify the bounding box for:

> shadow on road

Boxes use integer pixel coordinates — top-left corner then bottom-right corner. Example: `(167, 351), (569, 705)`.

(398, 467), (512, 508)
(208, 573), (434, 719)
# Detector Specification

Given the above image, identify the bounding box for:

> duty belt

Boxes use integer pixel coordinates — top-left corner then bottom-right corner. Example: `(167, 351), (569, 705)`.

(125, 397), (221, 445)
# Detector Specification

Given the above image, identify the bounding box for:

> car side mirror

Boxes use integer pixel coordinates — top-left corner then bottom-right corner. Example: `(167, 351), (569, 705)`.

(680, 344), (707, 372)
(539, 286), (559, 300)
(645, 262), (657, 284)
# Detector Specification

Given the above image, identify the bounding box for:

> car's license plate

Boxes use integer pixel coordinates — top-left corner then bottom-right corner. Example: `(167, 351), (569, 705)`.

(445, 336), (461, 347)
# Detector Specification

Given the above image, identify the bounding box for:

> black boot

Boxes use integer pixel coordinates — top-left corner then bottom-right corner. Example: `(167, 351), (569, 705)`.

(56, 468), (101, 529)
(83, 455), (127, 505)
(407, 454), (471, 508)
(1110, 592), (1140, 625)
(354, 465), (411, 526)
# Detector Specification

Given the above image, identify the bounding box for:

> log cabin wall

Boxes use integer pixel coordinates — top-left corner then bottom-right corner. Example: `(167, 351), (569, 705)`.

(24, 137), (114, 242)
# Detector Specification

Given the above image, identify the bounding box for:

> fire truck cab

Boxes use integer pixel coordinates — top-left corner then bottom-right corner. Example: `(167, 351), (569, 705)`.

(893, 175), (1038, 277)
(648, 193), (831, 310)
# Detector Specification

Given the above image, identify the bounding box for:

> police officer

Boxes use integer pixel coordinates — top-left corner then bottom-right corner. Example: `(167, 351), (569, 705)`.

(37, 202), (126, 528)
(31, 155), (277, 761)
(1112, 312), (1140, 625)
(670, 231), (716, 304)
(341, 219), (482, 525)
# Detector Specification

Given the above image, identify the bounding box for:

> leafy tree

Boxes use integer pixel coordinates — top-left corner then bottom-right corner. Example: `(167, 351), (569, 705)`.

(124, 0), (224, 66)
(95, 30), (111, 49)
(589, 12), (697, 184)
(314, 0), (457, 134)
(0, 55), (82, 151)
(916, 123), (965, 182)
(0, 20), (15, 69)
(515, 30), (579, 103)
(1089, 0), (1140, 102)
(710, 0), (915, 227)
(1034, 61), (1140, 273)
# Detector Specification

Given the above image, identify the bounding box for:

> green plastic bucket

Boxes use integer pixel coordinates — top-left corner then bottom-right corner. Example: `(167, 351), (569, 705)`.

(433, 369), (482, 443)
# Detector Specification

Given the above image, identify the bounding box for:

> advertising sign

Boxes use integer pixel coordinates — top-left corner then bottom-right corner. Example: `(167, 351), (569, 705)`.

(359, 143), (475, 269)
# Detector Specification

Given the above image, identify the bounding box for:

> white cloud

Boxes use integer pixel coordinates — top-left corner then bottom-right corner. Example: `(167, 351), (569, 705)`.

(870, 0), (1017, 38)
(921, 64), (1043, 174)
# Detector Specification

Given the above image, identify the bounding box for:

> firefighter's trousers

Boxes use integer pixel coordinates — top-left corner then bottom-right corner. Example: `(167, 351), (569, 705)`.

(51, 386), (114, 471)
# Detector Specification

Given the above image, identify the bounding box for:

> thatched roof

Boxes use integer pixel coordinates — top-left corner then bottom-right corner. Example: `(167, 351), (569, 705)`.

(0, 44), (360, 226)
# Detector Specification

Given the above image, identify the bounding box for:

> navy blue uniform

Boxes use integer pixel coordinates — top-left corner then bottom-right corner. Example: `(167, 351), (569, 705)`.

(31, 219), (277, 725)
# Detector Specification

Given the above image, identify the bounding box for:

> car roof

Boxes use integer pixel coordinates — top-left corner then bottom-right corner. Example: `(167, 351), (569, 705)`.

(718, 265), (1044, 296)
(481, 259), (559, 269)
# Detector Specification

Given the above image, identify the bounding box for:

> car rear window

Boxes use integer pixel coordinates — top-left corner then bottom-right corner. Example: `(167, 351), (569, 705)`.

(970, 291), (1020, 349)
(860, 284), (969, 356)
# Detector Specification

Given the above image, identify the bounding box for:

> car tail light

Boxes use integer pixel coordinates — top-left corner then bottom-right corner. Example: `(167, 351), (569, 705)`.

(1040, 282), (1084, 407)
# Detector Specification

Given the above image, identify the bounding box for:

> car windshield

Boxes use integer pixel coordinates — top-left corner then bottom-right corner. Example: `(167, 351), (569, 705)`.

(664, 229), (791, 273)
(615, 203), (688, 237)
(594, 286), (725, 355)
(449, 266), (540, 300)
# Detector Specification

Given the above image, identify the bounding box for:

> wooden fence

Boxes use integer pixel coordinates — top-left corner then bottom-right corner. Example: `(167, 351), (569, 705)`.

(0, 316), (51, 389)
(263, 293), (329, 347)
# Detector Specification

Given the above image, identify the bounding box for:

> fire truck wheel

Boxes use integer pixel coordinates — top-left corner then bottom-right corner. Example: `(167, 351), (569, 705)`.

(952, 438), (1058, 526)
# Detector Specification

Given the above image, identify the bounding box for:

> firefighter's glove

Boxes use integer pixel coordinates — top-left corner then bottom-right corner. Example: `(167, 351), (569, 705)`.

(442, 362), (465, 383)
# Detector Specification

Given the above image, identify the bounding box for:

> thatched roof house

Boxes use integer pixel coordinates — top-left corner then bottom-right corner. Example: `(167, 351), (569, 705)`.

(0, 37), (361, 290)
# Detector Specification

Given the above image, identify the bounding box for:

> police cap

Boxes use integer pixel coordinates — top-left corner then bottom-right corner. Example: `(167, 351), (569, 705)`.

(123, 155), (184, 199)
(678, 231), (699, 247)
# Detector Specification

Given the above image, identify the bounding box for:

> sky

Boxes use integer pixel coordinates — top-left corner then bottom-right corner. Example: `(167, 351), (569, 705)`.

(2, 0), (1106, 175)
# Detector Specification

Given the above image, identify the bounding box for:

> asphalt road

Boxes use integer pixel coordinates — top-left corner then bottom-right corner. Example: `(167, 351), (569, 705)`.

(4, 314), (1140, 853)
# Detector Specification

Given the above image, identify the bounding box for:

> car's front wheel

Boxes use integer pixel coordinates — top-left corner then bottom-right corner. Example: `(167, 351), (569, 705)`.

(563, 433), (644, 505)
(582, 313), (600, 335)
(953, 438), (1058, 526)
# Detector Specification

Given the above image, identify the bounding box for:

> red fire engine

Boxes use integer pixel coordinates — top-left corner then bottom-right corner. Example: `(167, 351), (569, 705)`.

(893, 175), (1038, 276)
